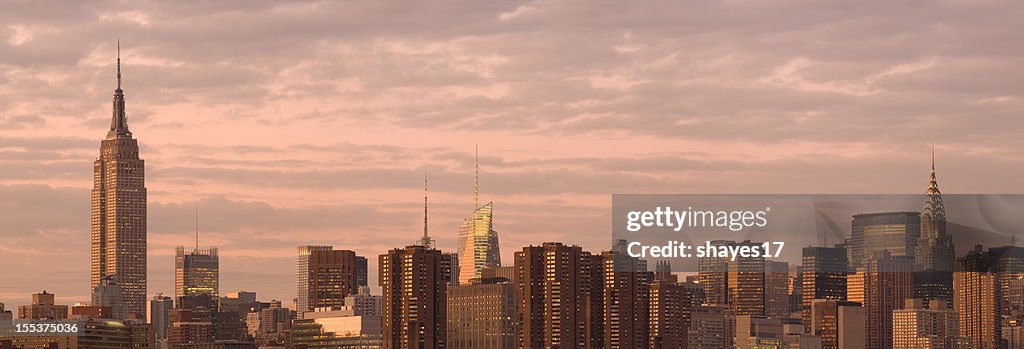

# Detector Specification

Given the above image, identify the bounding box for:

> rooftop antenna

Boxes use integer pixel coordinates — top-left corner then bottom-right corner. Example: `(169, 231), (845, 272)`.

(474, 145), (479, 210)
(116, 39), (122, 90)
(424, 172), (429, 240)
(195, 201), (199, 252)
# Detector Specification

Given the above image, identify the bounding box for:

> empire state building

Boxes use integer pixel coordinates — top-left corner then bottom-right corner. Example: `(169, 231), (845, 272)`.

(91, 45), (147, 319)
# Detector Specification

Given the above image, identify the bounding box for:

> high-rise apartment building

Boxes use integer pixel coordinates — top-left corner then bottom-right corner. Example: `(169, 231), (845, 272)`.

(601, 249), (651, 348)
(956, 245), (1002, 349)
(295, 246), (364, 313)
(91, 45), (148, 319)
(515, 242), (601, 349)
(379, 245), (447, 349)
(649, 261), (692, 349)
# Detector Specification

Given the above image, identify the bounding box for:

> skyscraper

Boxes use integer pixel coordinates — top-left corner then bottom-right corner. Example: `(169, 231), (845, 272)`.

(801, 246), (848, 329)
(379, 245), (447, 349)
(295, 246), (365, 313)
(515, 242), (601, 349)
(956, 245), (1002, 349)
(649, 261), (692, 349)
(916, 150), (955, 272)
(150, 295), (173, 341)
(699, 240), (735, 306)
(856, 251), (914, 349)
(728, 240), (767, 317)
(175, 246), (220, 308)
(849, 212), (920, 270)
(601, 249), (651, 348)
(457, 147), (501, 285)
(91, 43), (147, 319)
(914, 151), (956, 311)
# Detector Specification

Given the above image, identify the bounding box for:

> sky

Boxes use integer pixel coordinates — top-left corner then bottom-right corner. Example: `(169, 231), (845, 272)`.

(2, 0), (1024, 309)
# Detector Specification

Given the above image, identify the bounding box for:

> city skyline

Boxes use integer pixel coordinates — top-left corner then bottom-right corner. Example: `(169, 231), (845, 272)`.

(4, 0), (1024, 312)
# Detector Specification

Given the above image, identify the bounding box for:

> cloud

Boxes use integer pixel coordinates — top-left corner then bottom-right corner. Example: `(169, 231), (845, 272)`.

(2, 0), (1024, 307)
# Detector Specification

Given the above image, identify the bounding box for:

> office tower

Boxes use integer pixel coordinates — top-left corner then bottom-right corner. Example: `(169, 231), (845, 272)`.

(810, 300), (864, 349)
(380, 245), (447, 349)
(516, 242), (601, 349)
(892, 298), (961, 349)
(442, 252), (460, 286)
(18, 291), (68, 320)
(457, 149), (500, 285)
(356, 256), (368, 287)
(601, 249), (651, 348)
(295, 246), (364, 313)
(990, 246), (1024, 324)
(765, 261), (790, 319)
(175, 246), (219, 309)
(688, 304), (729, 349)
(728, 240), (766, 316)
(801, 246), (848, 328)
(297, 245), (332, 312)
(916, 151), (955, 272)
(91, 44), (148, 320)
(735, 315), (785, 349)
(447, 278), (519, 349)
(699, 240), (735, 305)
(848, 212), (920, 270)
(956, 245), (1001, 349)
(857, 250), (914, 349)
(92, 275), (126, 319)
(649, 261), (692, 349)
(151, 295), (173, 341)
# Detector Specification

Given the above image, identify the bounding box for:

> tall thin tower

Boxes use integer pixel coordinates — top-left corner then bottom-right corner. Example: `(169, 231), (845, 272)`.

(91, 41), (148, 319)
(916, 146), (955, 271)
(457, 147), (501, 285)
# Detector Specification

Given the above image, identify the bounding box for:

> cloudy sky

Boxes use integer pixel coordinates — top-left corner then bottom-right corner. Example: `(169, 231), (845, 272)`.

(2, 0), (1023, 308)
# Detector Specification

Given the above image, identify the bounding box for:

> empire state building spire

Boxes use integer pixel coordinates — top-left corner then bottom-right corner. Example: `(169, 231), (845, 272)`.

(108, 40), (131, 140)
